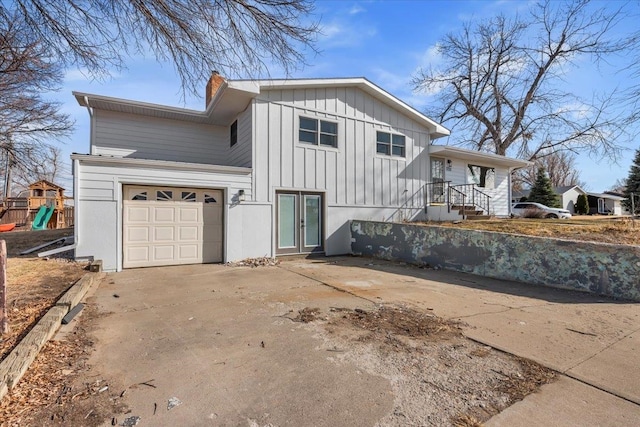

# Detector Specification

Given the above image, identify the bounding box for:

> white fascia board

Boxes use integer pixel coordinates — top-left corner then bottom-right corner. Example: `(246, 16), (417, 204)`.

(73, 91), (207, 117)
(71, 154), (252, 175)
(249, 77), (450, 139)
(430, 145), (532, 169)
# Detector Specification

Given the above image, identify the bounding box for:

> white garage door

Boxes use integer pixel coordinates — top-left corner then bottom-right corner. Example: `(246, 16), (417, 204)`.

(123, 186), (223, 268)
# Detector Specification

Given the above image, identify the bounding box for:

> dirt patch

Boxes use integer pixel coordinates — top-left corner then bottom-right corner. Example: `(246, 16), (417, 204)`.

(429, 217), (639, 246)
(0, 304), (126, 426)
(310, 305), (556, 426)
(1, 258), (87, 361)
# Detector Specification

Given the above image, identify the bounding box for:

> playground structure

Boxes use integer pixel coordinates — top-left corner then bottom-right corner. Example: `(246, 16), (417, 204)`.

(0, 180), (72, 229)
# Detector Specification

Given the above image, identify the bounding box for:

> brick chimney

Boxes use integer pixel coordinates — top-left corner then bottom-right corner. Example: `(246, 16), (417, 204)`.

(206, 71), (225, 107)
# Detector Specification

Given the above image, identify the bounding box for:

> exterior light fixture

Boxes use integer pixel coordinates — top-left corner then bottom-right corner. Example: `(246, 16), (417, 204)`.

(238, 189), (245, 202)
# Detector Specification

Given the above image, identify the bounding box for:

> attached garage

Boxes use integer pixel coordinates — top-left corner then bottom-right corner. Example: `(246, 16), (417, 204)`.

(123, 186), (223, 268)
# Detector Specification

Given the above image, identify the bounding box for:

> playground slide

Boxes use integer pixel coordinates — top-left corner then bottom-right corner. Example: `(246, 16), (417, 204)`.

(32, 205), (55, 230)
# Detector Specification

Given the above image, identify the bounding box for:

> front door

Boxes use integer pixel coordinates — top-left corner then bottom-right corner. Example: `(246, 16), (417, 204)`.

(277, 192), (323, 255)
(430, 158), (445, 203)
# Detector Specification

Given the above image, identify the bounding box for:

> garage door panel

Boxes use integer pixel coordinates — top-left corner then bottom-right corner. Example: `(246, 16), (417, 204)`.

(179, 207), (200, 222)
(179, 226), (199, 241)
(123, 186), (223, 268)
(153, 245), (175, 260)
(179, 244), (199, 259)
(154, 226), (175, 241)
(154, 207), (176, 222)
(127, 206), (150, 222)
(126, 247), (150, 263)
(127, 227), (150, 243)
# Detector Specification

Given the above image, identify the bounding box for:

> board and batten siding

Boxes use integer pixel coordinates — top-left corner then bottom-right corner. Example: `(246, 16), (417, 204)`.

(251, 87), (432, 211)
(91, 110), (229, 165)
(74, 158), (257, 271)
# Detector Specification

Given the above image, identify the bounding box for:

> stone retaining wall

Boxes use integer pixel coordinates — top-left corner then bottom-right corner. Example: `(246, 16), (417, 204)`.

(350, 220), (640, 301)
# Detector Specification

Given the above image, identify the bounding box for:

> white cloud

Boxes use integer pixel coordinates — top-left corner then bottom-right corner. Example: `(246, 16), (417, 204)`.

(349, 5), (365, 15)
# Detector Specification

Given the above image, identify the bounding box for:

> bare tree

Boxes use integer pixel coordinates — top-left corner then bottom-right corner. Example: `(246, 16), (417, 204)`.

(3, 146), (67, 195)
(413, 0), (631, 163)
(609, 178), (627, 194)
(4, 0), (318, 96)
(514, 151), (585, 190)
(0, 12), (72, 198)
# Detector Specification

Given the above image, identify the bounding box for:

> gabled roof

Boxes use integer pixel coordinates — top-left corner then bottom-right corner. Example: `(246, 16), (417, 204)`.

(29, 179), (65, 190)
(248, 78), (449, 138)
(73, 77), (450, 138)
(554, 185), (586, 195)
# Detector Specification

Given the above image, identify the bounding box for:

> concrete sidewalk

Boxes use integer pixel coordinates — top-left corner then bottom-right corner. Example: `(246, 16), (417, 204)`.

(281, 257), (640, 425)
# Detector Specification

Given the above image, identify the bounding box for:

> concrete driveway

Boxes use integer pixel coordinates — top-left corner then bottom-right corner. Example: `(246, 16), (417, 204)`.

(87, 257), (640, 426)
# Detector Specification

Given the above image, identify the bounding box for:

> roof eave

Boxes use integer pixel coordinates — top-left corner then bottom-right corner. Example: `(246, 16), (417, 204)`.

(430, 145), (531, 169)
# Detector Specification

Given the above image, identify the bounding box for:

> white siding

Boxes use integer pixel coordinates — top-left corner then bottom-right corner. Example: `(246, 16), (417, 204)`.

(92, 110), (229, 165)
(562, 188), (584, 213)
(443, 159), (511, 216)
(251, 87), (431, 209)
(75, 159), (256, 271)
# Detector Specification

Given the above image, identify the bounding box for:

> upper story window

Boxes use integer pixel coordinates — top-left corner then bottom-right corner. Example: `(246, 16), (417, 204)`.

(467, 164), (495, 188)
(376, 131), (405, 157)
(299, 117), (338, 148)
(230, 120), (238, 147)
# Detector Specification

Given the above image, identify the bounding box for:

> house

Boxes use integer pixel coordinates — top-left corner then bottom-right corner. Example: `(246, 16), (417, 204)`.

(587, 192), (627, 215)
(511, 185), (587, 214)
(555, 185), (587, 214)
(72, 75), (529, 272)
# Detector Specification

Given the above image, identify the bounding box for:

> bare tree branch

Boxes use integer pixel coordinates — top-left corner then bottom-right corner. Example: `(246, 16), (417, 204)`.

(3, 0), (319, 97)
(413, 0), (633, 163)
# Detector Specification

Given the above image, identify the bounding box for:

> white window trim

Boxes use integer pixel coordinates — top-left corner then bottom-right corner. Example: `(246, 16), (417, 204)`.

(297, 115), (339, 149)
(375, 130), (406, 158)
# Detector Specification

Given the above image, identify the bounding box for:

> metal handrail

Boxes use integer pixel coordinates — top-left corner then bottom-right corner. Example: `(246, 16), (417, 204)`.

(448, 186), (467, 218)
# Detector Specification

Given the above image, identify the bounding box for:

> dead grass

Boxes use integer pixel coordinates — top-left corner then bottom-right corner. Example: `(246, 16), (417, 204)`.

(0, 305), (126, 426)
(0, 258), (87, 361)
(432, 217), (639, 246)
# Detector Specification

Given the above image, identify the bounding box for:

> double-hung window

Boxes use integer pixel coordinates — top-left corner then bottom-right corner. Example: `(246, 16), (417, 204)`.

(376, 131), (405, 157)
(299, 117), (338, 148)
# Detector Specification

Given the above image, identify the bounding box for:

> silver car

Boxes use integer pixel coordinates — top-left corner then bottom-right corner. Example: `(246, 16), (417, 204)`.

(511, 202), (572, 219)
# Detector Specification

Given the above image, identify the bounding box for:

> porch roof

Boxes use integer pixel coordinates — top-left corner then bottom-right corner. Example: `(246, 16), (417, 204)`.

(429, 146), (531, 169)
(587, 192), (626, 201)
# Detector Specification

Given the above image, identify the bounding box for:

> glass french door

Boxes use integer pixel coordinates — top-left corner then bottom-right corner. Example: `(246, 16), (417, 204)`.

(277, 192), (323, 254)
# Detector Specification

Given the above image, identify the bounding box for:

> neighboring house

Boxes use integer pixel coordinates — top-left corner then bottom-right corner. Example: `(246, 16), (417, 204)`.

(511, 185), (587, 214)
(587, 192), (627, 215)
(72, 75), (528, 272)
(555, 185), (587, 214)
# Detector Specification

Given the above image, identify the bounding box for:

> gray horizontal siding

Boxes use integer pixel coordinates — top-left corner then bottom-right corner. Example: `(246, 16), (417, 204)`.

(92, 110), (228, 165)
(228, 107), (252, 168)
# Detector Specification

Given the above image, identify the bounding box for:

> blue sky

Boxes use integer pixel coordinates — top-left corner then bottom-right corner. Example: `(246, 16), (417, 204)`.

(56, 0), (637, 192)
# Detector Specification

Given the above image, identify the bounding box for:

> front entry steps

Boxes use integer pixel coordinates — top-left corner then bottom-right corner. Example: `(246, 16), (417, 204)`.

(451, 205), (491, 220)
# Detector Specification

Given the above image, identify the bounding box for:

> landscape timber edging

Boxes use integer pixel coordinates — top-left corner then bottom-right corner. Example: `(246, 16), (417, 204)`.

(350, 220), (640, 302)
(0, 271), (105, 401)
